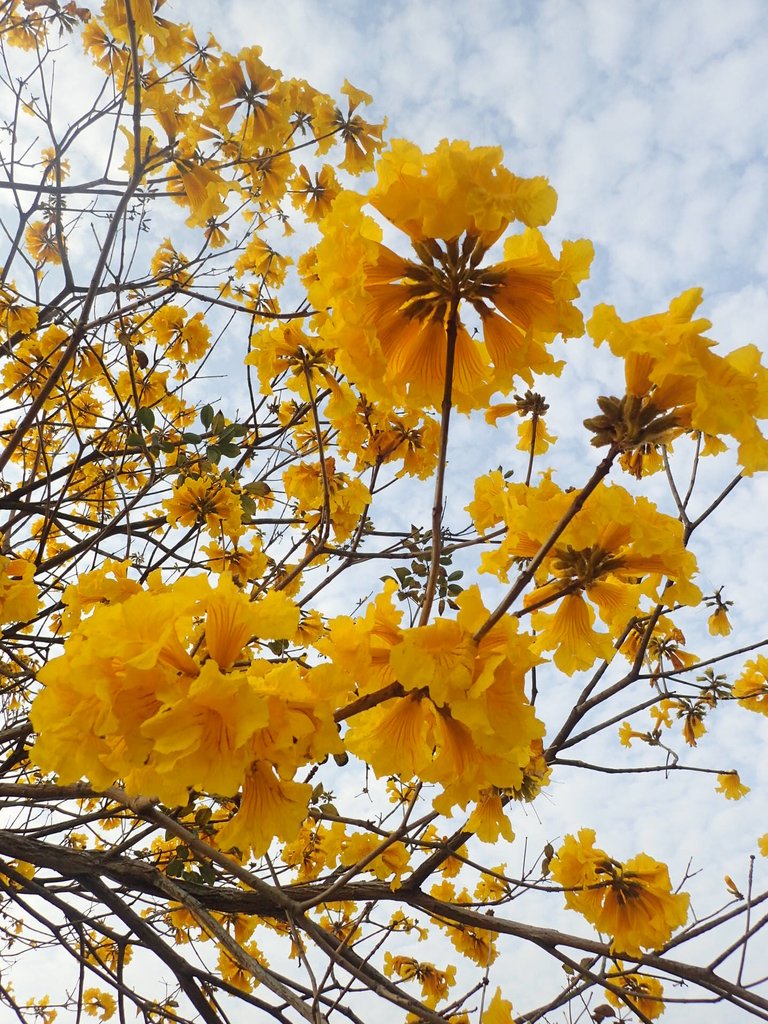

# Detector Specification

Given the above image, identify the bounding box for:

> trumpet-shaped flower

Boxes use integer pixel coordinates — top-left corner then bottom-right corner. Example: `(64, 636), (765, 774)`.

(551, 829), (689, 956)
(306, 140), (592, 412)
(588, 288), (768, 475)
(733, 656), (768, 715)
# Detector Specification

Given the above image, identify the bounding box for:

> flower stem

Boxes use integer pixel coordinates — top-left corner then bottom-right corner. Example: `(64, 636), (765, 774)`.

(419, 299), (459, 626)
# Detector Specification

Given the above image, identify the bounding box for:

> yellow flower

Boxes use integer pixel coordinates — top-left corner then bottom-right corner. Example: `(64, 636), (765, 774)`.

(216, 761), (312, 858)
(283, 457), (371, 542)
(618, 721), (645, 748)
(384, 954), (456, 1008)
(389, 617), (475, 705)
(307, 140), (590, 412)
(0, 556), (41, 632)
(311, 79), (385, 173)
(715, 771), (750, 800)
(102, 0), (168, 45)
(589, 289), (768, 475)
(465, 789), (515, 844)
(140, 661), (268, 800)
(201, 540), (267, 583)
(291, 163), (340, 222)
(733, 657), (768, 716)
(83, 988), (116, 1021)
(202, 47), (283, 141)
(473, 476), (700, 673)
(531, 594), (616, 675)
(169, 159), (235, 229)
(0, 284), (38, 335)
(59, 558), (141, 631)
(164, 475), (243, 539)
(150, 305), (211, 369)
(25, 220), (63, 264)
(483, 987), (514, 1024)
(706, 589), (733, 636)
(443, 921), (497, 967)
(344, 694), (437, 780)
(707, 605), (732, 636)
(340, 833), (411, 887)
(551, 829), (689, 956)
(216, 941), (267, 992)
(605, 964), (665, 1020)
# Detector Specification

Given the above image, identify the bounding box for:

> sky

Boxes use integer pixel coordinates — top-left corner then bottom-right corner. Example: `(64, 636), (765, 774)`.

(172, 1), (768, 1019)
(5, 1), (768, 1020)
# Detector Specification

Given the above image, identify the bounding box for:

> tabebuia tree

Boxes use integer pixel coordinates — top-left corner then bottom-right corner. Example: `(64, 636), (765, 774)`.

(1, 3), (768, 1022)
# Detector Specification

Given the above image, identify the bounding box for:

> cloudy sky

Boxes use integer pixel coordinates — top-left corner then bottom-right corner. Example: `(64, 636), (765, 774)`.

(4, 1), (766, 1019)
(163, 2), (768, 1020)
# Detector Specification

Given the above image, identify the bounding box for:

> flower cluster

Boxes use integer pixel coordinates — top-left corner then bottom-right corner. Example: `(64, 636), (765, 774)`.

(588, 288), (768, 475)
(30, 574), (342, 856)
(551, 829), (689, 955)
(304, 140), (592, 412)
(468, 475), (700, 674)
(322, 583), (544, 818)
(0, 556), (40, 633)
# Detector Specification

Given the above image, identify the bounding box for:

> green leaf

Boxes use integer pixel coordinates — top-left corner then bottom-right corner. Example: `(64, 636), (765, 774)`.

(240, 495), (257, 518)
(244, 480), (271, 497)
(206, 445), (221, 465)
(136, 406), (155, 431)
(194, 806), (212, 826)
(126, 432), (144, 448)
(200, 404), (214, 429)
(198, 862), (217, 885)
(218, 442), (241, 459)
(181, 431), (203, 444)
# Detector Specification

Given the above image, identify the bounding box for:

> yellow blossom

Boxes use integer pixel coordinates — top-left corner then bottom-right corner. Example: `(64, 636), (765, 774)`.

(708, 605), (732, 636)
(733, 657), (768, 715)
(605, 964), (665, 1020)
(25, 220), (63, 264)
(216, 761), (312, 858)
(589, 288), (768, 475)
(465, 789), (515, 844)
(715, 771), (750, 800)
(483, 987), (514, 1024)
(83, 989), (116, 1022)
(340, 833), (411, 888)
(164, 475), (243, 539)
(306, 140), (591, 412)
(551, 829), (689, 955)
(0, 556), (41, 632)
(383, 953), (456, 1007)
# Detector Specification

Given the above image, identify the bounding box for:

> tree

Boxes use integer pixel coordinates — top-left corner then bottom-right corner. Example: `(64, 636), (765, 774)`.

(0, 2), (767, 1022)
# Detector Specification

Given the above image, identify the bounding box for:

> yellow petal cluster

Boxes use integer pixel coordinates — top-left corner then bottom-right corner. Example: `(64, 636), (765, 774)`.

(30, 575), (340, 856)
(468, 475), (700, 674)
(733, 656), (768, 715)
(605, 964), (665, 1020)
(305, 140), (592, 412)
(329, 585), (544, 813)
(0, 556), (40, 633)
(551, 829), (689, 956)
(589, 289), (768, 475)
